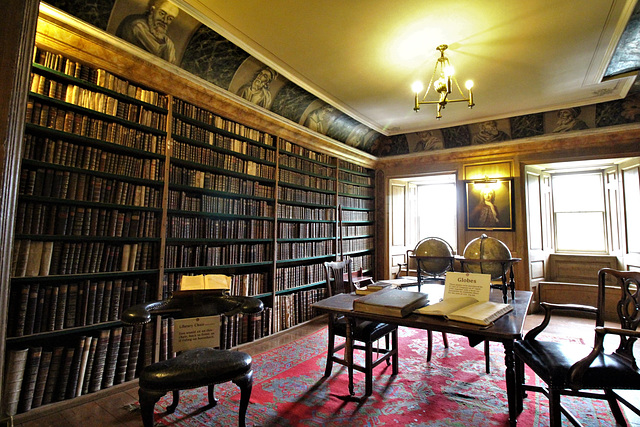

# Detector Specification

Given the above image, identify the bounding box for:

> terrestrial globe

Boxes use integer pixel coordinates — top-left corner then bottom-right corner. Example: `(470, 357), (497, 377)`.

(413, 237), (454, 276)
(462, 234), (512, 279)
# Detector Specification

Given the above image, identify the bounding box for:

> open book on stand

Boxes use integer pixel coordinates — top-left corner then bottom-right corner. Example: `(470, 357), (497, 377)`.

(353, 288), (428, 317)
(180, 274), (231, 291)
(414, 272), (512, 326)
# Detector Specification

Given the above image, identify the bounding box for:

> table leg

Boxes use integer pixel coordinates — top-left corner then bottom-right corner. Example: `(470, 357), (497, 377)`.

(503, 340), (518, 426)
(345, 319), (354, 395)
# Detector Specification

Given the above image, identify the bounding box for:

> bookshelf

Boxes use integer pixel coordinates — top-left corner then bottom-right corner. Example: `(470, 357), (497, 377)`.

(337, 160), (376, 275)
(5, 47), (166, 416)
(4, 41), (375, 416)
(165, 97), (276, 345)
(274, 139), (337, 332)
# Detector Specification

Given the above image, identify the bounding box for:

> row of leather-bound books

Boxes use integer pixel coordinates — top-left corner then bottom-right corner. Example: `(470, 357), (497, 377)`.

(22, 134), (164, 181)
(33, 47), (168, 108)
(168, 167), (275, 198)
(173, 98), (274, 145)
(163, 242), (272, 269)
(9, 278), (152, 337)
(11, 240), (156, 277)
(3, 307), (276, 417)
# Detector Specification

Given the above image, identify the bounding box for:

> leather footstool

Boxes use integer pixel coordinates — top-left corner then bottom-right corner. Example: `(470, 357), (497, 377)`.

(138, 347), (253, 427)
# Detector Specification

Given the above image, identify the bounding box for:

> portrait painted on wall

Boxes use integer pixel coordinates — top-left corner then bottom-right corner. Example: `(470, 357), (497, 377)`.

(544, 105), (596, 133)
(107, 0), (200, 65)
(469, 119), (511, 145)
(466, 179), (514, 230)
(300, 101), (339, 135)
(229, 57), (286, 110)
(406, 129), (445, 152)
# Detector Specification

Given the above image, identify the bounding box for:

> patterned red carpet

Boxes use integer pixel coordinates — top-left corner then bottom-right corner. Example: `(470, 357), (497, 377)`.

(152, 326), (619, 426)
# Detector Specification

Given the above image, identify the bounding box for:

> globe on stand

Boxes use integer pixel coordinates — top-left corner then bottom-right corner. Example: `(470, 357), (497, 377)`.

(462, 234), (512, 279)
(414, 237), (454, 276)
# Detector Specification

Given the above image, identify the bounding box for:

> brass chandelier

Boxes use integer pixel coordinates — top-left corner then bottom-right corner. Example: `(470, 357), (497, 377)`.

(412, 44), (475, 119)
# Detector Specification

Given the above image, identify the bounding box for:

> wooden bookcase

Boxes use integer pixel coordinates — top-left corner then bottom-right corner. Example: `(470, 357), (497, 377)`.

(4, 40), (375, 417)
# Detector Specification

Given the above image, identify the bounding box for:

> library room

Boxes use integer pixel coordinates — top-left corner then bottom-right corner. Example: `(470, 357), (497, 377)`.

(1, 1), (640, 426)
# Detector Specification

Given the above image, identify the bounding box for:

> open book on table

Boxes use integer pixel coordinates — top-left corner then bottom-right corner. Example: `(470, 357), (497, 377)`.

(414, 271), (513, 326)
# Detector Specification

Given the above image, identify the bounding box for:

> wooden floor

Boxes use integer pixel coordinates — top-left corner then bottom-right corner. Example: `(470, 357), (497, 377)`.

(10, 313), (640, 427)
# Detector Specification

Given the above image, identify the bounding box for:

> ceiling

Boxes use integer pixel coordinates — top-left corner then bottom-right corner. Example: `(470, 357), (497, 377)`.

(173, 0), (638, 137)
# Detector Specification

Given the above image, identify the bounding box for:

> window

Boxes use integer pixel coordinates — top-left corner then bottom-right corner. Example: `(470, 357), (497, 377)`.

(415, 174), (457, 253)
(551, 172), (607, 253)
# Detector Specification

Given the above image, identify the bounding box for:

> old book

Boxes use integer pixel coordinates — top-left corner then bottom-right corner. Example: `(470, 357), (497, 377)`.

(54, 284), (68, 330)
(102, 327), (123, 388)
(25, 240), (44, 277)
(12, 285), (30, 337)
(415, 272), (513, 326)
(125, 324), (143, 381)
(31, 349), (52, 409)
(18, 346), (42, 413)
(54, 347), (75, 402)
(353, 288), (429, 318)
(3, 348), (29, 416)
(81, 337), (98, 396)
(42, 346), (64, 405)
(114, 325), (133, 385)
(89, 329), (110, 393)
(39, 241), (54, 276)
(66, 337), (86, 399)
(33, 286), (46, 334)
(180, 274), (231, 290)
(23, 284), (40, 336)
(142, 322), (154, 369)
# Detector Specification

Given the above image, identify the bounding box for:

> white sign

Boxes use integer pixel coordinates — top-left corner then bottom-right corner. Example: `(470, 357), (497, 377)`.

(444, 271), (491, 302)
(172, 315), (221, 352)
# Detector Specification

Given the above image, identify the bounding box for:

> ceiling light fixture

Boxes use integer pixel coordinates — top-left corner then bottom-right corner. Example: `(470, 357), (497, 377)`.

(412, 44), (475, 119)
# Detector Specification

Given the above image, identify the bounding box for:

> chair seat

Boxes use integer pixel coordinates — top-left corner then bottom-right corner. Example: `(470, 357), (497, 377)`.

(514, 340), (640, 390)
(333, 317), (397, 342)
(140, 348), (252, 392)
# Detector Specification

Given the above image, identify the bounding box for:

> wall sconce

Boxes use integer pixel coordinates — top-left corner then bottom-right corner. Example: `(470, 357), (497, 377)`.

(412, 44), (475, 119)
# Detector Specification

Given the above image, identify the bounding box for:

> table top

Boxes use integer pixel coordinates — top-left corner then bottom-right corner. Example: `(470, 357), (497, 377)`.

(313, 288), (532, 342)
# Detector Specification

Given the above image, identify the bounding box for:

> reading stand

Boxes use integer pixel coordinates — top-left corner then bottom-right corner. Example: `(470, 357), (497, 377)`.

(123, 290), (263, 427)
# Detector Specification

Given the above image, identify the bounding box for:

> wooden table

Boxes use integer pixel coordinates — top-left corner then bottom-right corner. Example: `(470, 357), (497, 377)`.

(313, 288), (532, 426)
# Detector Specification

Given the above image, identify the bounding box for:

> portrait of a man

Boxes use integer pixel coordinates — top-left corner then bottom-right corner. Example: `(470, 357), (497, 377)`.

(466, 179), (513, 230)
(237, 67), (278, 109)
(471, 120), (510, 144)
(552, 107), (589, 133)
(116, 0), (180, 63)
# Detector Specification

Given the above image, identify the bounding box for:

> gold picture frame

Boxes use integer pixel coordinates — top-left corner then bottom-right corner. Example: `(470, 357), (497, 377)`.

(465, 178), (514, 230)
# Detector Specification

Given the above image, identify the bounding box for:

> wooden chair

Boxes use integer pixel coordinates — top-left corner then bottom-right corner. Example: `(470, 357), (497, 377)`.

(122, 290), (263, 427)
(323, 258), (398, 396)
(514, 268), (640, 426)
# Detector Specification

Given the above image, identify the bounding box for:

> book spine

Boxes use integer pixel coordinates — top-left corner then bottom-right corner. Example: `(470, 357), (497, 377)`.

(3, 348), (29, 416)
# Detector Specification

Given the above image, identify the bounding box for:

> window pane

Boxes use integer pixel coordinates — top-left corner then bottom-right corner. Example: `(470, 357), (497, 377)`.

(552, 173), (604, 211)
(555, 212), (606, 252)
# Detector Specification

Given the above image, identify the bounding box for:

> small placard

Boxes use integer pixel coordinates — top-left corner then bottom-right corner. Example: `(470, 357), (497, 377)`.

(172, 315), (221, 352)
(444, 272), (491, 302)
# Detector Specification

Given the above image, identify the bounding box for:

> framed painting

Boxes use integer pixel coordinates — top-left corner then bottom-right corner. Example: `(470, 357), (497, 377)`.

(465, 178), (514, 230)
